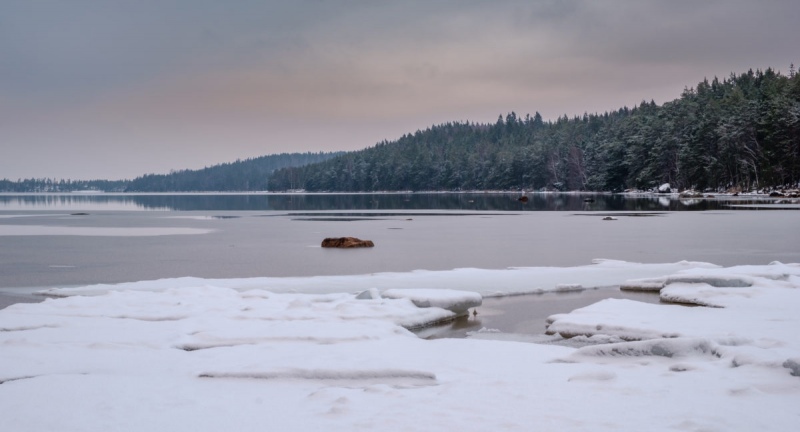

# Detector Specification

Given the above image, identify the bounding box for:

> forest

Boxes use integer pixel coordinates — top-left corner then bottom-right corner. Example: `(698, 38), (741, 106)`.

(123, 152), (342, 192)
(1, 152), (341, 192)
(269, 67), (800, 192)
(4, 67), (799, 194)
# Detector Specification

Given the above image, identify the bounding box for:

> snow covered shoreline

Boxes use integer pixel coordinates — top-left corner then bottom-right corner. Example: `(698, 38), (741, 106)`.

(34, 259), (719, 298)
(2, 260), (800, 431)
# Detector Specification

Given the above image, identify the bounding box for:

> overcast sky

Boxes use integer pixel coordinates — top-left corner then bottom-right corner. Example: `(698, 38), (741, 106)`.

(2, 0), (798, 180)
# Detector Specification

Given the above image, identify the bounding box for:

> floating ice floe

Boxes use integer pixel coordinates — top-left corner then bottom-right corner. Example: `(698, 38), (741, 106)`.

(547, 261), (800, 374)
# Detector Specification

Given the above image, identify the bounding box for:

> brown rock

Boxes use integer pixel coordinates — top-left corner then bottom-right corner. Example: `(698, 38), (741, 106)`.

(517, 196), (529, 202)
(321, 237), (375, 248)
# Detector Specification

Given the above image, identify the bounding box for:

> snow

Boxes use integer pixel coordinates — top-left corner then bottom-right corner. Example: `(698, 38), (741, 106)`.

(382, 288), (481, 315)
(0, 225), (213, 236)
(35, 259), (719, 298)
(2, 261), (800, 431)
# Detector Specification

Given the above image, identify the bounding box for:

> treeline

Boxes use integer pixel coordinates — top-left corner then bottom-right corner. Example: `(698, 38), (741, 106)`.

(269, 66), (800, 192)
(0, 178), (128, 192)
(125, 152), (343, 192)
(1, 152), (344, 192)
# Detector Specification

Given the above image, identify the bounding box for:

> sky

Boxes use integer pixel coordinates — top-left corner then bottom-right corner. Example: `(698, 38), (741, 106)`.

(1, 0), (798, 181)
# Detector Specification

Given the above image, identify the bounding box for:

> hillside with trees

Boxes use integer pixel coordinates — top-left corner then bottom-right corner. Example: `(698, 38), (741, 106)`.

(269, 67), (800, 192)
(1, 152), (343, 192)
(125, 152), (343, 191)
(0, 178), (129, 193)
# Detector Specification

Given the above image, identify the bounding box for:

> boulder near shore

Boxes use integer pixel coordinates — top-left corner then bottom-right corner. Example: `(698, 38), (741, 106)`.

(321, 237), (375, 248)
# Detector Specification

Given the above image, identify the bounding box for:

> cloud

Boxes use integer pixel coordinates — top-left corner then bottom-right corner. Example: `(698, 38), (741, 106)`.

(1, 0), (798, 179)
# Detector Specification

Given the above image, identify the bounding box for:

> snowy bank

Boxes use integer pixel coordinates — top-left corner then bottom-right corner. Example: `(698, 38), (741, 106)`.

(36, 259), (719, 298)
(2, 262), (799, 431)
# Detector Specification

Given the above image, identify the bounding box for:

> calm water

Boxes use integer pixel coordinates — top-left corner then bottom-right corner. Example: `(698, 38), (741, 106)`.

(0, 192), (789, 212)
(1, 192), (798, 289)
(415, 288), (665, 340)
(2, 193), (799, 338)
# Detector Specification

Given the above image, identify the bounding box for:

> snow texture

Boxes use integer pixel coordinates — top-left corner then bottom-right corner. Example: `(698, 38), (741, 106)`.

(2, 261), (799, 431)
(381, 288), (481, 315)
(35, 259), (719, 298)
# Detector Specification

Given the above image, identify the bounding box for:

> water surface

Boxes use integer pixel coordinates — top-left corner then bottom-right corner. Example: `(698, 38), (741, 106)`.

(1, 192), (789, 212)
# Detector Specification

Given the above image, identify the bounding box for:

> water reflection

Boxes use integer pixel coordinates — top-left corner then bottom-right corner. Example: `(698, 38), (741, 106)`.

(0, 192), (783, 212)
(416, 288), (664, 340)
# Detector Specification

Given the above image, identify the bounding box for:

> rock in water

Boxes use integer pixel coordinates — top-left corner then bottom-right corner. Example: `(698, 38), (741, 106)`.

(517, 196), (529, 202)
(321, 237), (375, 248)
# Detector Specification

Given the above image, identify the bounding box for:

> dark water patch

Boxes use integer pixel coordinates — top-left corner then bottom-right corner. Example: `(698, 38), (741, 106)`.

(415, 288), (664, 340)
(0, 293), (44, 310)
(2, 192), (783, 212)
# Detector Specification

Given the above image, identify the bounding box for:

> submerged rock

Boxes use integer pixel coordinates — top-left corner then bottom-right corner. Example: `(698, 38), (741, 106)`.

(517, 196), (529, 202)
(321, 237), (375, 248)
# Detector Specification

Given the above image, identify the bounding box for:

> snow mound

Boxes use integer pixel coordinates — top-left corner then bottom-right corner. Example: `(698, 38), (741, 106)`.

(3, 261), (800, 431)
(665, 273), (754, 288)
(381, 289), (481, 315)
(571, 338), (721, 359)
(660, 283), (758, 307)
(548, 262), (800, 375)
(36, 260), (721, 298)
(198, 368), (438, 386)
(619, 277), (666, 292)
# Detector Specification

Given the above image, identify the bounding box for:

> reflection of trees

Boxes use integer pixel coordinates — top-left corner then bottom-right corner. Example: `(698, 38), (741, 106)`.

(0, 193), (756, 212)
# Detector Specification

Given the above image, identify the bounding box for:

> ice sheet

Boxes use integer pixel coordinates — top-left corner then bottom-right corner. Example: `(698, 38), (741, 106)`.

(37, 259), (719, 297)
(2, 261), (799, 431)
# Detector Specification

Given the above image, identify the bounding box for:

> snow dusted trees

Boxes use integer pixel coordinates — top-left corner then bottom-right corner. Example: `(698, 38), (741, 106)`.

(270, 65), (800, 192)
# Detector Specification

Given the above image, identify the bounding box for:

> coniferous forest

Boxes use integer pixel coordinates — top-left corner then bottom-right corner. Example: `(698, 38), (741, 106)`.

(1, 152), (341, 192)
(270, 67), (800, 192)
(124, 152), (342, 192)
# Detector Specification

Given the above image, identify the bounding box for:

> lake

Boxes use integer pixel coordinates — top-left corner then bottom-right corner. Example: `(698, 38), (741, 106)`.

(1, 192), (797, 291)
(1, 192), (798, 335)
(0, 191), (788, 212)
